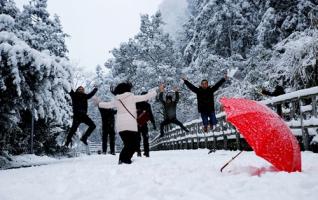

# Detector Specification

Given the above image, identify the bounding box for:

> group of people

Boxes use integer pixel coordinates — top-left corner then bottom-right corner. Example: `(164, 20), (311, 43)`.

(64, 71), (285, 165)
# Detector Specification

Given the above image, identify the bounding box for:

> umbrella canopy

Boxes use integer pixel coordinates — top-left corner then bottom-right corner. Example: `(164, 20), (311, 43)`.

(220, 97), (301, 172)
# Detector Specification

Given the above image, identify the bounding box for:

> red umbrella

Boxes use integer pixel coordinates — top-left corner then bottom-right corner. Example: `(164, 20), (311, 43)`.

(220, 97), (301, 172)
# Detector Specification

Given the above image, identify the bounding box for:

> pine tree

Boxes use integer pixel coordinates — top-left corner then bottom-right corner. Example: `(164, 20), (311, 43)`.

(0, 0), (73, 155)
(16, 0), (69, 57)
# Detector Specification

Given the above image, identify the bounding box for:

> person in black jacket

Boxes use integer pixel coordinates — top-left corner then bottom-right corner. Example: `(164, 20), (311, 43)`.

(159, 84), (189, 137)
(65, 86), (98, 146)
(182, 74), (228, 132)
(99, 108), (117, 155)
(136, 91), (156, 157)
(261, 85), (285, 117)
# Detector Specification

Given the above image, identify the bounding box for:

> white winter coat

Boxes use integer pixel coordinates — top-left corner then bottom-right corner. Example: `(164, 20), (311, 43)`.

(98, 89), (157, 132)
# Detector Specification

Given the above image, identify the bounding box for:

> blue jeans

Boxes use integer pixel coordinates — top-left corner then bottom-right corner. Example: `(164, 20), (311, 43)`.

(201, 112), (218, 127)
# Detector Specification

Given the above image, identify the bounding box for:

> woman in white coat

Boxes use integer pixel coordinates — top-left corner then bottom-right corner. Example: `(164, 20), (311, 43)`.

(99, 82), (157, 164)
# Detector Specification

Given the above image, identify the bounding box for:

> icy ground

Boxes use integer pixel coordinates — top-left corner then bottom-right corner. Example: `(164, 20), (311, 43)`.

(0, 150), (318, 200)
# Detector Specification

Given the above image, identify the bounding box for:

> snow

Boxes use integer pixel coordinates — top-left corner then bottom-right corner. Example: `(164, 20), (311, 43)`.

(0, 150), (318, 200)
(261, 86), (318, 105)
(2, 154), (58, 169)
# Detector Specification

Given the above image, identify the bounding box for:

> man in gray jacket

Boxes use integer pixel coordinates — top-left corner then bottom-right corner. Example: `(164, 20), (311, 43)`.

(159, 84), (189, 137)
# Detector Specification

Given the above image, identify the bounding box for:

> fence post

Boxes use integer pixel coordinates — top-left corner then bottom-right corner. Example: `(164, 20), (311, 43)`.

(223, 135), (228, 150)
(236, 132), (241, 150)
(30, 106), (34, 154)
(312, 95), (317, 118)
(299, 98), (309, 150)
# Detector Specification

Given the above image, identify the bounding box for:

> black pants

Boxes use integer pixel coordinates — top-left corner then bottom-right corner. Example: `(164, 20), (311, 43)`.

(102, 124), (115, 154)
(137, 125), (150, 156)
(66, 114), (96, 144)
(160, 118), (188, 136)
(119, 131), (139, 163)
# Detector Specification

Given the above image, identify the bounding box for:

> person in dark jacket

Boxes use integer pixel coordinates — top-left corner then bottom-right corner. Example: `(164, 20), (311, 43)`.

(159, 84), (189, 137)
(65, 86), (98, 147)
(262, 85), (285, 117)
(182, 74), (228, 132)
(99, 108), (117, 155)
(136, 91), (156, 157)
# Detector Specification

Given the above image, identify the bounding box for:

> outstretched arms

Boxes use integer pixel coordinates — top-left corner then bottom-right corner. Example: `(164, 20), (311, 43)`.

(182, 76), (199, 94)
(158, 84), (166, 104)
(69, 89), (75, 97)
(174, 86), (180, 103)
(86, 87), (98, 99)
(210, 77), (226, 92)
(134, 88), (157, 103)
(99, 100), (115, 109)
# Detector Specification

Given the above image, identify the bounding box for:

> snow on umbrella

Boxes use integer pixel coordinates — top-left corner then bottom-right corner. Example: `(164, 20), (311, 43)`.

(220, 97), (301, 172)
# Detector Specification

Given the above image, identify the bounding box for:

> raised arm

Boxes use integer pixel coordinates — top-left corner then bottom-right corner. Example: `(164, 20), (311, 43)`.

(174, 91), (180, 103)
(159, 92), (165, 104)
(99, 100), (116, 109)
(210, 78), (226, 92)
(69, 89), (75, 97)
(86, 88), (98, 99)
(134, 89), (157, 103)
(183, 80), (199, 94)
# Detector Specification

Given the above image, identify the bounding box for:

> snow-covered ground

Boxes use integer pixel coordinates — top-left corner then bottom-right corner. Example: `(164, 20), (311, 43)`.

(0, 150), (318, 200)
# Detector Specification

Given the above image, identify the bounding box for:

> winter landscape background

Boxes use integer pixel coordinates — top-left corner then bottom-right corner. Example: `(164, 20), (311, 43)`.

(1, 0), (317, 156)
(1, 0), (318, 199)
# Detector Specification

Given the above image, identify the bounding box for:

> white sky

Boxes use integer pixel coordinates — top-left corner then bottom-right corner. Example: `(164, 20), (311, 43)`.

(14, 0), (163, 72)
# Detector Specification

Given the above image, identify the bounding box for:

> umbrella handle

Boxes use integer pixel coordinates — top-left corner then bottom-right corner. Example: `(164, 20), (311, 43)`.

(220, 151), (243, 172)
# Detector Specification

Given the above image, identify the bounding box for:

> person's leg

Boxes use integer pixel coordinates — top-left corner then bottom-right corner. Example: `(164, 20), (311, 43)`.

(65, 117), (81, 147)
(136, 128), (142, 157)
(81, 115), (96, 145)
(200, 112), (209, 132)
(141, 126), (149, 157)
(126, 131), (139, 160)
(160, 119), (171, 137)
(108, 126), (116, 155)
(171, 119), (189, 132)
(119, 131), (131, 164)
(208, 112), (218, 130)
(102, 125), (108, 154)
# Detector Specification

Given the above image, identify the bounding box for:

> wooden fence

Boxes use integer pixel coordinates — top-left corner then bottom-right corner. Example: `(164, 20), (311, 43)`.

(150, 87), (318, 152)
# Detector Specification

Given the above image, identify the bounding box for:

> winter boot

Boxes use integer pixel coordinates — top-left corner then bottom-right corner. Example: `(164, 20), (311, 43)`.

(80, 136), (88, 145)
(64, 138), (73, 147)
(143, 152), (149, 157)
(203, 126), (208, 133)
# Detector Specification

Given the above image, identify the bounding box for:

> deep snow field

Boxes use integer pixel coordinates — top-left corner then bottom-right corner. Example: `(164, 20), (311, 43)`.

(0, 150), (317, 200)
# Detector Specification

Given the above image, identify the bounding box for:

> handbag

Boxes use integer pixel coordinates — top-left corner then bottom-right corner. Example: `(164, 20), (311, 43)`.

(118, 99), (150, 126)
(137, 110), (151, 127)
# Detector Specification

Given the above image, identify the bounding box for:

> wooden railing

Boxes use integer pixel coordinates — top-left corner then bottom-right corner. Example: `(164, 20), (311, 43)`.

(150, 87), (318, 152)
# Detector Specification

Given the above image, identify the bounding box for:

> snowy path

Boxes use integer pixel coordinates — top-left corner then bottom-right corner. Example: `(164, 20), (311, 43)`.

(0, 150), (318, 200)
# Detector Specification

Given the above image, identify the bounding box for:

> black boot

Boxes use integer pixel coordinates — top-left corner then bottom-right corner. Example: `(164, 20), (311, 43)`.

(64, 137), (72, 147)
(143, 152), (149, 157)
(80, 136), (88, 145)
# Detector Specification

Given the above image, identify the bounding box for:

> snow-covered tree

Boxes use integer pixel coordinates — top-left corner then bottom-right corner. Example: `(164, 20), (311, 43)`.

(0, 0), (72, 155)
(16, 0), (69, 57)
